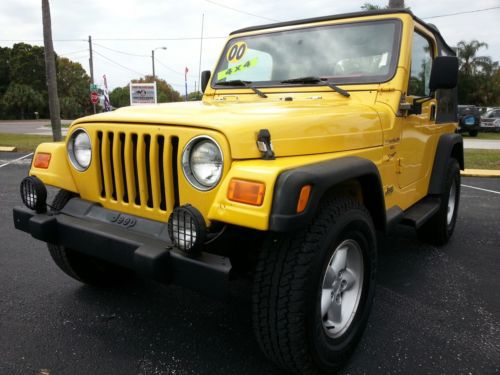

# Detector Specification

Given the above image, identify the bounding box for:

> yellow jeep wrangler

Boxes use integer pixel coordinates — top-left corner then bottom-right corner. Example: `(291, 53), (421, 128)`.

(14, 9), (463, 374)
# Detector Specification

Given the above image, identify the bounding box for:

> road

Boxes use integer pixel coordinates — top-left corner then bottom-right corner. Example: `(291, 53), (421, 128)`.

(0, 120), (71, 136)
(0, 152), (499, 375)
(463, 138), (500, 150)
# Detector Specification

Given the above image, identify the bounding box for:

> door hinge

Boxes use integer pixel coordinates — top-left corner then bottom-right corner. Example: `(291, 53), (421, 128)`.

(396, 158), (403, 174)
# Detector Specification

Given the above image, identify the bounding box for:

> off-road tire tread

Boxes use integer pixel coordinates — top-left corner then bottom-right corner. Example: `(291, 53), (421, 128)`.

(47, 190), (133, 286)
(252, 196), (372, 374)
(47, 190), (83, 281)
(418, 159), (460, 246)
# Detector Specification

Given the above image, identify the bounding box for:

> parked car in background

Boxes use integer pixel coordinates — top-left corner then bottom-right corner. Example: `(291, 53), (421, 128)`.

(457, 105), (481, 136)
(481, 108), (500, 132)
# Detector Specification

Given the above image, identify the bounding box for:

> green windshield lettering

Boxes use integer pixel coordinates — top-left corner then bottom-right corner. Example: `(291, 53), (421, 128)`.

(217, 58), (258, 81)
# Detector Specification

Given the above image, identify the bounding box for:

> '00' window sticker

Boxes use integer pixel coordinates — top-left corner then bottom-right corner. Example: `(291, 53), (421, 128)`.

(226, 42), (247, 63)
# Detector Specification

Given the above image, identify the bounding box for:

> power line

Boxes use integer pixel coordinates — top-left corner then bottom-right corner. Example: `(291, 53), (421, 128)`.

(91, 36), (226, 41)
(203, 0), (279, 22)
(93, 49), (146, 77)
(422, 6), (500, 20)
(93, 43), (149, 57)
(155, 59), (192, 77)
(58, 48), (88, 56)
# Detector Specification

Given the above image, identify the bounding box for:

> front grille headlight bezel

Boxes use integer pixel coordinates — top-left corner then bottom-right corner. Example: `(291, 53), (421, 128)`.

(181, 135), (224, 191)
(67, 128), (92, 172)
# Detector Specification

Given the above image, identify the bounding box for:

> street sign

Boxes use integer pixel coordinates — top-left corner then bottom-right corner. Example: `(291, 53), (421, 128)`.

(90, 91), (99, 104)
(89, 83), (99, 91)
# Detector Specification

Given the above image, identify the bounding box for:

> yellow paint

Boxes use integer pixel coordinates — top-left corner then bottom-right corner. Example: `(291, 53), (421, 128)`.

(30, 12), (458, 232)
(29, 142), (77, 193)
(0, 146), (16, 152)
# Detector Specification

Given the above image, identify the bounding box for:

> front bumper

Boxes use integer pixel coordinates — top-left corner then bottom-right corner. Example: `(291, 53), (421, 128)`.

(13, 198), (231, 298)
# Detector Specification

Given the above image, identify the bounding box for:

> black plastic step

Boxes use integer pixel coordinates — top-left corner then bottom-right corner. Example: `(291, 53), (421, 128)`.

(401, 196), (441, 229)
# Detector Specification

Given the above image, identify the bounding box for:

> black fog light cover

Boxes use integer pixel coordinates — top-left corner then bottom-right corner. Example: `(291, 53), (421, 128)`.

(20, 176), (47, 213)
(168, 205), (206, 253)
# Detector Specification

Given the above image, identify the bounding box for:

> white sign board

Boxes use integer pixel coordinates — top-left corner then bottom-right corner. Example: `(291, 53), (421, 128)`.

(129, 82), (157, 105)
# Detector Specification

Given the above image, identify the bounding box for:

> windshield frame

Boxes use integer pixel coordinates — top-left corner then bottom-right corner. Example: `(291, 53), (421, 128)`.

(211, 18), (403, 90)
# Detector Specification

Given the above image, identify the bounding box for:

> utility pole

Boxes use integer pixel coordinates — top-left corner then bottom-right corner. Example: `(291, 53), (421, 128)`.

(388, 0), (405, 8)
(152, 46), (167, 81)
(88, 35), (96, 113)
(197, 14), (204, 95)
(41, 0), (62, 141)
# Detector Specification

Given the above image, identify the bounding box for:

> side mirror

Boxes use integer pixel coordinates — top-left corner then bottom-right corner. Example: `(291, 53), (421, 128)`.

(429, 56), (458, 91)
(201, 70), (211, 93)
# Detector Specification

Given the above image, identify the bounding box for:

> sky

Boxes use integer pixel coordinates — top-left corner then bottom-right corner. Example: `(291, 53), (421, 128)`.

(1, 0), (499, 92)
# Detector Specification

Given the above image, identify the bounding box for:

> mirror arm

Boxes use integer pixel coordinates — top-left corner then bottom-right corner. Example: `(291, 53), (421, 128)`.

(408, 91), (436, 115)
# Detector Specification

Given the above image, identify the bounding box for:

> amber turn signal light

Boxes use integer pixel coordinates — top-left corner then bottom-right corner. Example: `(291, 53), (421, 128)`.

(228, 179), (265, 206)
(33, 153), (51, 169)
(296, 185), (312, 213)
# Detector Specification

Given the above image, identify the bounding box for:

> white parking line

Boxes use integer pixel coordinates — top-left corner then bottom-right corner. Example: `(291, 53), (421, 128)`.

(462, 184), (500, 195)
(0, 153), (34, 169)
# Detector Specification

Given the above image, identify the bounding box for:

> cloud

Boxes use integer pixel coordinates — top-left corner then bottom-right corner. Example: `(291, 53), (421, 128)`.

(1, 0), (499, 91)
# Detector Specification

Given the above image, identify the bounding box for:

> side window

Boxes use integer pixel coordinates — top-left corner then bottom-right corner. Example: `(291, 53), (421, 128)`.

(408, 32), (433, 97)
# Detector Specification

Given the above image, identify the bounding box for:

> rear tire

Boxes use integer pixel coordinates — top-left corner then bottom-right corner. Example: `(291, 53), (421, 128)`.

(468, 130), (478, 137)
(252, 197), (377, 374)
(417, 159), (460, 246)
(48, 190), (134, 286)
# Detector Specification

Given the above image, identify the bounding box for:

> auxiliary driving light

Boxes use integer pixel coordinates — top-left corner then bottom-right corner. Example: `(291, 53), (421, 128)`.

(167, 205), (206, 253)
(20, 176), (47, 213)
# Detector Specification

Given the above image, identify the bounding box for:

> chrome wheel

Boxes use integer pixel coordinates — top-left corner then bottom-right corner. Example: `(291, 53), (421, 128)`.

(321, 239), (364, 338)
(447, 179), (457, 225)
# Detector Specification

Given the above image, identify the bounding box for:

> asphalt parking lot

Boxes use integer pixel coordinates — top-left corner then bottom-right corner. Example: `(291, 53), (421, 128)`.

(1, 152), (499, 375)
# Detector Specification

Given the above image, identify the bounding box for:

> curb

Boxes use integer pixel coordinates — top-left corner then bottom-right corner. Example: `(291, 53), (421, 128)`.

(461, 169), (500, 177)
(0, 146), (17, 152)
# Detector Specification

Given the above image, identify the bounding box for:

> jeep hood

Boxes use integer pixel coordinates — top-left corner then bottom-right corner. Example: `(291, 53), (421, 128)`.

(74, 100), (383, 159)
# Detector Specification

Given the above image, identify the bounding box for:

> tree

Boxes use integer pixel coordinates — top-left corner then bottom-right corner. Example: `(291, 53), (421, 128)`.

(42, 0), (62, 141)
(388, 0), (405, 8)
(187, 91), (203, 101)
(361, 1), (407, 10)
(57, 57), (93, 118)
(456, 40), (489, 76)
(9, 43), (47, 94)
(109, 86), (130, 108)
(2, 83), (44, 119)
(456, 40), (499, 106)
(0, 47), (10, 97)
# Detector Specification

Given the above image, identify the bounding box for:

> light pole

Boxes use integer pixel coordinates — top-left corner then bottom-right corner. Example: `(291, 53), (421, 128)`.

(152, 46), (167, 80)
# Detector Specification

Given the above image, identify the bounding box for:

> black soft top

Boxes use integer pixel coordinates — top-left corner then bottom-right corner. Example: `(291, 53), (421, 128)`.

(230, 9), (456, 57)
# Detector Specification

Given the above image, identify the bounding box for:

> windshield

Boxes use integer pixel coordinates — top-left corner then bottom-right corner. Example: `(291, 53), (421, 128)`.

(212, 19), (402, 87)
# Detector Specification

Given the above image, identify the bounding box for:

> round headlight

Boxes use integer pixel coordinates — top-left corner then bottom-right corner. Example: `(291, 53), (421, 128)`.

(182, 136), (223, 190)
(68, 129), (92, 171)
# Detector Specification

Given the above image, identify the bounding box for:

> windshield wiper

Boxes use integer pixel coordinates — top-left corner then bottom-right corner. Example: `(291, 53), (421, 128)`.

(281, 76), (350, 98)
(216, 80), (268, 98)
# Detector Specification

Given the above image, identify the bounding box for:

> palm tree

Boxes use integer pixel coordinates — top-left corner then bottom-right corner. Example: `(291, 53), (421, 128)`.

(456, 40), (489, 76)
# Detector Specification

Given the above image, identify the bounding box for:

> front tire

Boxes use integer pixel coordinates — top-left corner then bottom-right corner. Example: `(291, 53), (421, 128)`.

(48, 190), (134, 286)
(417, 159), (461, 246)
(252, 197), (377, 374)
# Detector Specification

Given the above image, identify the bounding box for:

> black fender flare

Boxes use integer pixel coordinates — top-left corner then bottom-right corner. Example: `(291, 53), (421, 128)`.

(428, 133), (464, 195)
(269, 156), (386, 232)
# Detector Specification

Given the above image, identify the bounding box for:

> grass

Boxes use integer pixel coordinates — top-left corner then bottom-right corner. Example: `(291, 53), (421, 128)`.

(464, 149), (500, 170)
(0, 133), (55, 152)
(462, 132), (500, 140)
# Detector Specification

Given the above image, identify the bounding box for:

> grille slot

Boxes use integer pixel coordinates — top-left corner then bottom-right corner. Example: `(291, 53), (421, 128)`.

(96, 129), (173, 214)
